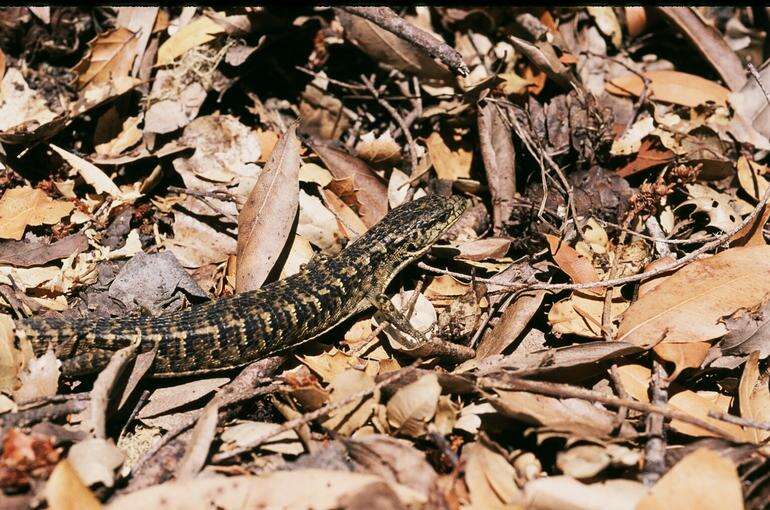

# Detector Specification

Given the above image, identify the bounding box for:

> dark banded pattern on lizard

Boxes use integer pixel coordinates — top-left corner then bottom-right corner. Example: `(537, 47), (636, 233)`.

(15, 194), (469, 377)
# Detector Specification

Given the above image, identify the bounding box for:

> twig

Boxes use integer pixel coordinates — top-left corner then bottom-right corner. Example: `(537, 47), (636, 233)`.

(361, 75), (418, 175)
(418, 181), (770, 293)
(295, 66), (367, 91)
(338, 7), (469, 77)
(481, 375), (741, 441)
(707, 411), (770, 432)
(641, 360), (668, 485)
(212, 364), (419, 462)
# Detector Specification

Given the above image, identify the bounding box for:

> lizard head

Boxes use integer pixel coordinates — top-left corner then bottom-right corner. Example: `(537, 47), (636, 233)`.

(382, 193), (470, 259)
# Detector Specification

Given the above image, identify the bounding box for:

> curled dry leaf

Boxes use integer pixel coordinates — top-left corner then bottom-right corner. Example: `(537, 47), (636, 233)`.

(0, 68), (60, 139)
(0, 232), (88, 267)
(617, 245), (770, 347)
(556, 445), (611, 480)
(492, 390), (616, 439)
(12, 350), (61, 405)
(636, 447), (743, 510)
(236, 123), (300, 292)
(668, 390), (744, 440)
(736, 156), (769, 202)
(220, 421), (303, 456)
(72, 27), (139, 90)
(385, 373), (441, 437)
(653, 7), (746, 92)
(0, 186), (74, 240)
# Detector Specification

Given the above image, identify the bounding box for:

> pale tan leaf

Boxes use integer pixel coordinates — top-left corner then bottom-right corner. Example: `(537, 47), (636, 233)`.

(49, 144), (122, 197)
(617, 245), (770, 347)
(0, 186), (74, 240)
(668, 390), (745, 440)
(322, 368), (377, 436)
(67, 438), (124, 488)
(0, 68), (59, 133)
(614, 364), (651, 403)
(607, 70), (730, 107)
(462, 442), (523, 508)
(386, 373), (441, 437)
(45, 460), (102, 510)
(738, 351), (770, 443)
(106, 470), (423, 509)
(236, 123), (300, 292)
(138, 378), (229, 418)
(425, 132), (472, 180)
(545, 234), (600, 286)
(157, 14), (225, 66)
(636, 448), (742, 510)
(220, 421), (303, 455)
(523, 476), (647, 510)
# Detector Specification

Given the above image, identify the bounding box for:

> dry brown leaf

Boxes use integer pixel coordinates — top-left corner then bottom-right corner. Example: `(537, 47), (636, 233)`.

(738, 351), (770, 443)
(67, 438), (124, 488)
(45, 460), (102, 510)
(220, 421), (303, 456)
(106, 469), (423, 509)
(607, 70), (730, 107)
(0, 232), (88, 268)
(12, 350), (60, 404)
(616, 245), (770, 347)
(0, 187), (74, 240)
(72, 27), (139, 89)
(493, 390), (616, 439)
(236, 123), (300, 292)
(157, 14), (225, 66)
(0, 48), (5, 82)
(668, 390), (745, 440)
(545, 234), (600, 287)
(478, 102), (516, 234)
(653, 7), (746, 92)
(336, 9), (452, 82)
(0, 313), (26, 394)
(636, 447), (743, 510)
(94, 115), (142, 157)
(386, 373), (441, 437)
(0, 68), (60, 139)
(614, 364), (651, 403)
(475, 290), (545, 359)
(322, 368), (377, 436)
(138, 378), (229, 419)
(462, 442), (523, 508)
(321, 188), (368, 239)
(297, 190), (346, 253)
(425, 131), (472, 181)
(306, 137), (388, 227)
(278, 234), (314, 280)
(736, 156), (769, 202)
(354, 131), (402, 166)
(556, 445), (611, 480)
(653, 341), (711, 380)
(456, 238), (511, 261)
(549, 291), (628, 338)
(523, 476), (647, 510)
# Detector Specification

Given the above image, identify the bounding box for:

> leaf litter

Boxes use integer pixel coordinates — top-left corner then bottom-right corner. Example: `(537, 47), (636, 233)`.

(1, 5), (770, 509)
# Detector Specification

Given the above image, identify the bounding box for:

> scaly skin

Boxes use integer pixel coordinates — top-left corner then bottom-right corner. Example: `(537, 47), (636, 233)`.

(15, 194), (469, 377)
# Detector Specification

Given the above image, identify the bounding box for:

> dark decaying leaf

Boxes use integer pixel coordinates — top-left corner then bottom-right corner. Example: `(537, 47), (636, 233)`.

(477, 101), (516, 234)
(0, 233), (88, 267)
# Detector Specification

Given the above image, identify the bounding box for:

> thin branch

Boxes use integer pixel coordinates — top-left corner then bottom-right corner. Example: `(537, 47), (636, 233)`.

(338, 7), (469, 77)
